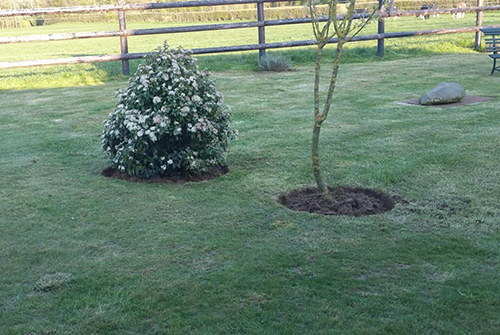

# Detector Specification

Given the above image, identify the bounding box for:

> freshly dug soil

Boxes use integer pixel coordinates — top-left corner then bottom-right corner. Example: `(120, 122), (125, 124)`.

(101, 166), (229, 183)
(279, 186), (395, 216)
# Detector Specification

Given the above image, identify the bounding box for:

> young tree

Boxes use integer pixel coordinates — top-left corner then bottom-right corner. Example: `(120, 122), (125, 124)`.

(308, 0), (380, 198)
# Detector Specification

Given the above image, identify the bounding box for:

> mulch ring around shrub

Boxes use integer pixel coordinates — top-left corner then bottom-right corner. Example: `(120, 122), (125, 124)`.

(101, 166), (229, 183)
(279, 186), (396, 216)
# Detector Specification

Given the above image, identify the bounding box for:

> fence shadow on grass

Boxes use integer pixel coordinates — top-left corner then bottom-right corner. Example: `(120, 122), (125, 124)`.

(0, 43), (486, 91)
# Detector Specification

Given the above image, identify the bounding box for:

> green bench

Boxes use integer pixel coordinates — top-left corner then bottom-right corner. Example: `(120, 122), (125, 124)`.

(481, 27), (500, 75)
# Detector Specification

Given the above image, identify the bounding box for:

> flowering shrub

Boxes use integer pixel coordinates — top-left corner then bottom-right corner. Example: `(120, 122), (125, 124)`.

(102, 43), (237, 178)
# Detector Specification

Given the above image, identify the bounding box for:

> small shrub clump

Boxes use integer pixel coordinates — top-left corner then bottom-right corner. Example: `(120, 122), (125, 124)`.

(258, 55), (292, 72)
(102, 43), (237, 178)
(34, 273), (74, 292)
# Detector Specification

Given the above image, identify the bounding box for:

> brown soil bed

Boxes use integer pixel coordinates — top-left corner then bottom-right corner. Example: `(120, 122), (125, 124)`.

(279, 187), (395, 216)
(399, 95), (492, 108)
(102, 166), (229, 183)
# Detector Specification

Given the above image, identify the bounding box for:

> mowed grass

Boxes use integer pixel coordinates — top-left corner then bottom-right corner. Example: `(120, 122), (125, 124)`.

(1, 12), (500, 89)
(1, 52), (500, 334)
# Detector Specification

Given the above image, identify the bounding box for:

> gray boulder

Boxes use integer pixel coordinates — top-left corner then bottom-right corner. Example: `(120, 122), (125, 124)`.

(419, 82), (466, 105)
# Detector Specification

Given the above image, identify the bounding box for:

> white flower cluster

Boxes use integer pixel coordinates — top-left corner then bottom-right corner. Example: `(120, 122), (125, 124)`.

(101, 43), (237, 178)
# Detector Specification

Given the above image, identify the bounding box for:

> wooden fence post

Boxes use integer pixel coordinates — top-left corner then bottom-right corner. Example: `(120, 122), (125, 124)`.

(118, 0), (130, 75)
(257, 0), (266, 60)
(377, 0), (385, 57)
(475, 0), (484, 49)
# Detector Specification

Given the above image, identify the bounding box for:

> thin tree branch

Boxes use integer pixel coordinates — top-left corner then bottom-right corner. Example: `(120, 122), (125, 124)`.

(321, 41), (344, 120)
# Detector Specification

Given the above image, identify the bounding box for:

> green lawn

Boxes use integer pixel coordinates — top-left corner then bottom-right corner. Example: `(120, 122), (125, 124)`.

(1, 52), (499, 334)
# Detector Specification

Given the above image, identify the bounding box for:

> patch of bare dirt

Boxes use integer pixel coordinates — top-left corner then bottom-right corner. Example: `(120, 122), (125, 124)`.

(399, 95), (492, 107)
(101, 166), (229, 183)
(279, 187), (395, 216)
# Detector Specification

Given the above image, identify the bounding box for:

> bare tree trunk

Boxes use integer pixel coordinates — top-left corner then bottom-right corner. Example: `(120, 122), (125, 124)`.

(312, 41), (344, 197)
(312, 43), (328, 196)
(312, 121), (328, 195)
(308, 0), (379, 199)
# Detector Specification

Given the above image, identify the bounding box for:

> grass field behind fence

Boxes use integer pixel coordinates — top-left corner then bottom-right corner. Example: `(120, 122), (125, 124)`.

(1, 52), (500, 334)
(1, 12), (500, 90)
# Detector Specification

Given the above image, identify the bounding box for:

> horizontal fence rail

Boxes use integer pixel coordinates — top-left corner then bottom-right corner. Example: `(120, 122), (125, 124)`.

(2, 6), (500, 45)
(0, 0), (288, 17)
(3, 24), (500, 70)
(0, 0), (499, 73)
(1, 1), (498, 17)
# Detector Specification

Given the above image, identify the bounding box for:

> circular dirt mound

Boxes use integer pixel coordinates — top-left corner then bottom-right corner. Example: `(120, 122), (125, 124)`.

(102, 166), (229, 183)
(278, 187), (395, 216)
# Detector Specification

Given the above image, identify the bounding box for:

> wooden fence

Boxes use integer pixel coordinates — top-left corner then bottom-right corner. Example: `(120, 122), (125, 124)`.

(1, 0), (500, 74)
